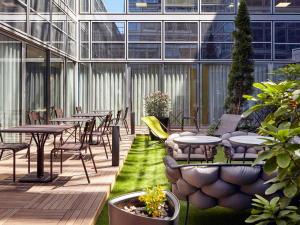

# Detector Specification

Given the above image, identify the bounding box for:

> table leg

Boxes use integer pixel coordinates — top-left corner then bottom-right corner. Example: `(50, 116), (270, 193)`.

(19, 132), (57, 183)
(188, 145), (191, 164)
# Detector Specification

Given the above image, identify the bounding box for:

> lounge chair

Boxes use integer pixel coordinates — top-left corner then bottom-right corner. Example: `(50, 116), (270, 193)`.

(141, 116), (169, 142)
(212, 114), (242, 137)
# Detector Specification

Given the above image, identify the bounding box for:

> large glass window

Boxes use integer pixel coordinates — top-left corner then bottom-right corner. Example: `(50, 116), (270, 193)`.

(245, 0), (271, 13)
(128, 0), (161, 13)
(251, 22), (271, 59)
(165, 0), (198, 13)
(80, 0), (89, 13)
(91, 22), (125, 59)
(275, 0), (300, 13)
(201, 0), (235, 13)
(165, 22), (198, 59)
(0, 33), (22, 141)
(275, 22), (300, 59)
(92, 0), (125, 13)
(128, 22), (161, 59)
(78, 63), (90, 112)
(80, 22), (89, 59)
(50, 54), (64, 111)
(201, 22), (234, 59)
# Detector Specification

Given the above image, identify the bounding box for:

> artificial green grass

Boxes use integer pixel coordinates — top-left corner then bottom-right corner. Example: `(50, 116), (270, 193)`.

(97, 135), (250, 225)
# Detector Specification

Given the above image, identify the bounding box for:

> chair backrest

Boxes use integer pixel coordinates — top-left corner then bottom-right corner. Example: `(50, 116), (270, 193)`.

(81, 119), (95, 146)
(164, 156), (274, 210)
(114, 110), (122, 125)
(55, 108), (64, 118)
(28, 112), (42, 125)
(141, 116), (169, 140)
(123, 107), (129, 120)
(97, 112), (113, 135)
(76, 106), (82, 114)
(214, 114), (242, 136)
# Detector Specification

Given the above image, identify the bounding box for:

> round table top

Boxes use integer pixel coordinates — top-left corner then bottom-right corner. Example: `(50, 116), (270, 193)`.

(173, 135), (222, 145)
(229, 135), (273, 146)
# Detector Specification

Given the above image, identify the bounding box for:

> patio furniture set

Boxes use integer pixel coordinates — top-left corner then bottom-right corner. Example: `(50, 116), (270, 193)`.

(142, 113), (274, 225)
(0, 107), (129, 183)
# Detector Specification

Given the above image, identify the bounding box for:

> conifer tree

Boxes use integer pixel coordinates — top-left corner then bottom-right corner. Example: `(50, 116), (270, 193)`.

(225, 0), (254, 114)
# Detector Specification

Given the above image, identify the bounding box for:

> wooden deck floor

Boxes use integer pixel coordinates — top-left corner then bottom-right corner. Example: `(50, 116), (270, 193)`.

(0, 129), (135, 225)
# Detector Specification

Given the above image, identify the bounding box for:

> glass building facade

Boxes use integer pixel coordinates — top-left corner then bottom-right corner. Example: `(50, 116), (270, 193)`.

(0, 0), (299, 130)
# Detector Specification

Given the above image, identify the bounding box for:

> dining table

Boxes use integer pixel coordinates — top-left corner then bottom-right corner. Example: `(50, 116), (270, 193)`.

(0, 124), (74, 183)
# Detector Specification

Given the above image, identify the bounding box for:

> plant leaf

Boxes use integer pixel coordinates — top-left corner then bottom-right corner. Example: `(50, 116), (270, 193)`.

(264, 157), (278, 173)
(276, 152), (291, 168)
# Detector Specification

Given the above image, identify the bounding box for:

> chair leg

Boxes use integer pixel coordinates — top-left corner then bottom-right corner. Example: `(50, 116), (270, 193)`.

(184, 198), (190, 225)
(101, 136), (109, 159)
(88, 146), (97, 173)
(106, 134), (112, 152)
(181, 118), (184, 131)
(79, 153), (90, 183)
(27, 147), (30, 173)
(194, 118), (199, 132)
(13, 151), (16, 182)
(123, 120), (129, 134)
(50, 150), (54, 181)
(60, 149), (63, 173)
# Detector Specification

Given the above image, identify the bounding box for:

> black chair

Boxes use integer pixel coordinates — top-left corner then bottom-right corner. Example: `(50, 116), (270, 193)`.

(92, 113), (113, 159)
(75, 106), (82, 114)
(181, 106), (200, 132)
(121, 107), (129, 134)
(0, 131), (30, 182)
(50, 119), (97, 183)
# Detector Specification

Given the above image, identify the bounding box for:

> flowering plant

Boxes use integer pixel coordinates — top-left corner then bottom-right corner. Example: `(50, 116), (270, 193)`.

(144, 92), (171, 118)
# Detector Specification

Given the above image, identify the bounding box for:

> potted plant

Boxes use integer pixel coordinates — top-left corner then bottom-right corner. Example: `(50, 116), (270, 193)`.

(144, 92), (171, 138)
(108, 186), (180, 225)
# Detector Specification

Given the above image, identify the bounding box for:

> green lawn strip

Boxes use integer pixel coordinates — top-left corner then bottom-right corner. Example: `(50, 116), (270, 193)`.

(97, 135), (249, 225)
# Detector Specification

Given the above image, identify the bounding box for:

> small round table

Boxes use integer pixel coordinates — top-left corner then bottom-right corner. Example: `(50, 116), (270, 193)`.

(173, 136), (222, 163)
(229, 135), (273, 162)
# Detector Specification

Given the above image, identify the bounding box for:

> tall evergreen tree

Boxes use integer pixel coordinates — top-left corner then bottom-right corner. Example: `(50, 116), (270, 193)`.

(225, 0), (254, 114)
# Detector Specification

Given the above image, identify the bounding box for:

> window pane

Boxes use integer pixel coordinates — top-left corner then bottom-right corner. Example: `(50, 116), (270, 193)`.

(165, 0), (198, 12)
(93, 0), (125, 13)
(275, 23), (300, 43)
(253, 43), (271, 59)
(128, 43), (161, 58)
(275, 44), (300, 60)
(128, 22), (161, 42)
(129, 0), (161, 12)
(165, 22), (198, 41)
(245, 0), (271, 13)
(92, 43), (125, 58)
(92, 22), (125, 41)
(30, 0), (50, 12)
(80, 0), (89, 13)
(201, 22), (234, 42)
(165, 44), (198, 59)
(81, 43), (89, 59)
(52, 27), (65, 50)
(201, 43), (233, 59)
(275, 0), (300, 13)
(251, 22), (271, 42)
(80, 22), (89, 42)
(201, 0), (235, 13)
(0, 0), (26, 13)
(31, 21), (51, 42)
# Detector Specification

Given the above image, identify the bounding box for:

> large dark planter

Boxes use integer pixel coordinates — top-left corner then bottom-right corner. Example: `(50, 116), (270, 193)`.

(108, 191), (180, 225)
(149, 117), (169, 140)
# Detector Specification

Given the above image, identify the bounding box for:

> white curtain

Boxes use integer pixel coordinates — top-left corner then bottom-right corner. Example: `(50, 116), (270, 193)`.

(50, 62), (64, 110)
(0, 36), (21, 141)
(65, 62), (75, 117)
(131, 64), (160, 124)
(78, 63), (90, 113)
(91, 63), (125, 117)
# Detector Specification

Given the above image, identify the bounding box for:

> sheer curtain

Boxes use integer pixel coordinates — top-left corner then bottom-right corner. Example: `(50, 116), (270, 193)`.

(163, 64), (197, 126)
(65, 62), (75, 117)
(202, 64), (230, 124)
(91, 63), (125, 116)
(78, 63), (90, 113)
(130, 64), (160, 124)
(50, 61), (64, 110)
(0, 34), (21, 141)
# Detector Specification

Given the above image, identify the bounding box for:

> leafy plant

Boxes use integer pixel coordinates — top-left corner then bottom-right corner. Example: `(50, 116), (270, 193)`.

(144, 91), (171, 118)
(243, 64), (300, 225)
(225, 0), (254, 114)
(246, 195), (300, 225)
(138, 186), (167, 218)
(273, 64), (300, 81)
